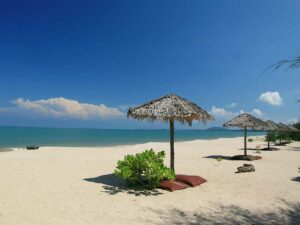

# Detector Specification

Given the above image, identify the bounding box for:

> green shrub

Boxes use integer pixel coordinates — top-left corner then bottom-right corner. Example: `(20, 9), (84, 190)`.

(277, 132), (288, 142)
(265, 131), (277, 144)
(114, 149), (175, 188)
(290, 131), (300, 141)
(248, 138), (254, 142)
(293, 122), (300, 130)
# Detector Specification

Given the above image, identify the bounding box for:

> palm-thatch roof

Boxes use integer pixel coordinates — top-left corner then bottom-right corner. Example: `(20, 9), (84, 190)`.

(223, 113), (269, 130)
(265, 120), (281, 131)
(278, 122), (295, 132)
(127, 94), (214, 126)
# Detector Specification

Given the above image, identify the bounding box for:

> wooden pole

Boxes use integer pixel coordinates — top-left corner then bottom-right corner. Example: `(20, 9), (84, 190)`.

(169, 119), (175, 172)
(244, 126), (247, 156)
(279, 131), (282, 145)
(267, 131), (270, 149)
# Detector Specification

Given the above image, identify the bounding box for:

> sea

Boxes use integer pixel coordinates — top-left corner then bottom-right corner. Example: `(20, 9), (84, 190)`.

(0, 126), (266, 148)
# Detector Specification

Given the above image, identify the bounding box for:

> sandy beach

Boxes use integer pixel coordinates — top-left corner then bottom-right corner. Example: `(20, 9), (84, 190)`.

(0, 136), (299, 225)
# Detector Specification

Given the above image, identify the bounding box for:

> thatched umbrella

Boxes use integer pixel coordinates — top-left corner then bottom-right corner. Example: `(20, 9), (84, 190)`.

(223, 113), (269, 156)
(265, 120), (281, 131)
(127, 94), (213, 171)
(278, 122), (295, 132)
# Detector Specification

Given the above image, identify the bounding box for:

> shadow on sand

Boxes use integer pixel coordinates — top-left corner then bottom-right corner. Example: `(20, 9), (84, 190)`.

(238, 147), (280, 151)
(286, 146), (300, 152)
(291, 176), (300, 182)
(84, 173), (162, 196)
(203, 155), (233, 160)
(148, 200), (300, 225)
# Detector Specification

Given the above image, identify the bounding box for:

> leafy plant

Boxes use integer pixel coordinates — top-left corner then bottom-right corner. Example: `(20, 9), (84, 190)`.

(114, 149), (175, 189)
(289, 125), (300, 141)
(248, 138), (254, 142)
(293, 122), (300, 131)
(278, 132), (291, 144)
(265, 131), (277, 144)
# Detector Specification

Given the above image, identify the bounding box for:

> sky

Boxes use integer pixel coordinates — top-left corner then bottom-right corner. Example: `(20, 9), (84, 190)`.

(0, 0), (300, 129)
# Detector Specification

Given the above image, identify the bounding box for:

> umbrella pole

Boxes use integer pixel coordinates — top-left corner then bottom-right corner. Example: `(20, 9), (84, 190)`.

(268, 131), (270, 150)
(169, 119), (175, 172)
(279, 131), (282, 145)
(244, 126), (247, 156)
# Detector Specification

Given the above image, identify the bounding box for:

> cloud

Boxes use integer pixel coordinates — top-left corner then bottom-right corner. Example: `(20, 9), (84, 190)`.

(209, 106), (235, 118)
(210, 105), (265, 120)
(258, 91), (283, 106)
(11, 97), (125, 120)
(119, 105), (135, 111)
(226, 102), (237, 108)
(251, 108), (263, 117)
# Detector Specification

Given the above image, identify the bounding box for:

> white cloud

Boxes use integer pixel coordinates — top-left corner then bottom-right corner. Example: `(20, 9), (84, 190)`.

(226, 102), (237, 108)
(209, 106), (235, 118)
(258, 91), (283, 106)
(119, 105), (134, 111)
(11, 97), (125, 120)
(209, 106), (264, 119)
(251, 108), (263, 117)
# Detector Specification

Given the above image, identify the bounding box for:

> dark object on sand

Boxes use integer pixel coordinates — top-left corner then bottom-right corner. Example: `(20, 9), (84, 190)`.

(26, 145), (39, 150)
(159, 175), (207, 192)
(159, 180), (190, 191)
(261, 147), (279, 151)
(237, 164), (255, 173)
(175, 175), (207, 187)
(231, 155), (262, 161)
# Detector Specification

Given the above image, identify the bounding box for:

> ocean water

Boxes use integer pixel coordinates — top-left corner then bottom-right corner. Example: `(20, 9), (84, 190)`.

(0, 126), (266, 148)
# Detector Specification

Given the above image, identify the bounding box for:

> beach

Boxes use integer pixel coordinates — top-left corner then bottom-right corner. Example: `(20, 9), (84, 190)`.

(0, 136), (299, 225)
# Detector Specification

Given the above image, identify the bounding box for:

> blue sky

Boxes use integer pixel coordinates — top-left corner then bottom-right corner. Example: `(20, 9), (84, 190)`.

(0, 0), (300, 129)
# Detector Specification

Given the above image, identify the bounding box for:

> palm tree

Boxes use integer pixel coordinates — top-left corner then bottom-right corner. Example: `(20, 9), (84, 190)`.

(262, 56), (300, 102)
(266, 56), (300, 71)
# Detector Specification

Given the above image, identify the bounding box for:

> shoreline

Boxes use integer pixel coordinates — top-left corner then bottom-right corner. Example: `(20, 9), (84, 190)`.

(0, 126), (266, 149)
(7, 134), (266, 150)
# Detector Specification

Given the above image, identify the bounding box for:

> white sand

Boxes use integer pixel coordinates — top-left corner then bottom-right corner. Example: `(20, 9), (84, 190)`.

(0, 136), (299, 225)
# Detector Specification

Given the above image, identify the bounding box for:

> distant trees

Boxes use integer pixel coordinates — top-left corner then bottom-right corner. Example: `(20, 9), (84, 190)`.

(288, 122), (300, 141)
(293, 122), (300, 130)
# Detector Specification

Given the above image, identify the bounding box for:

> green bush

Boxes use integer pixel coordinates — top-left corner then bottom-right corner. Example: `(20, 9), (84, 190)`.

(248, 138), (254, 142)
(289, 122), (300, 141)
(266, 131), (277, 144)
(114, 149), (175, 189)
(293, 122), (300, 130)
(290, 131), (300, 141)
